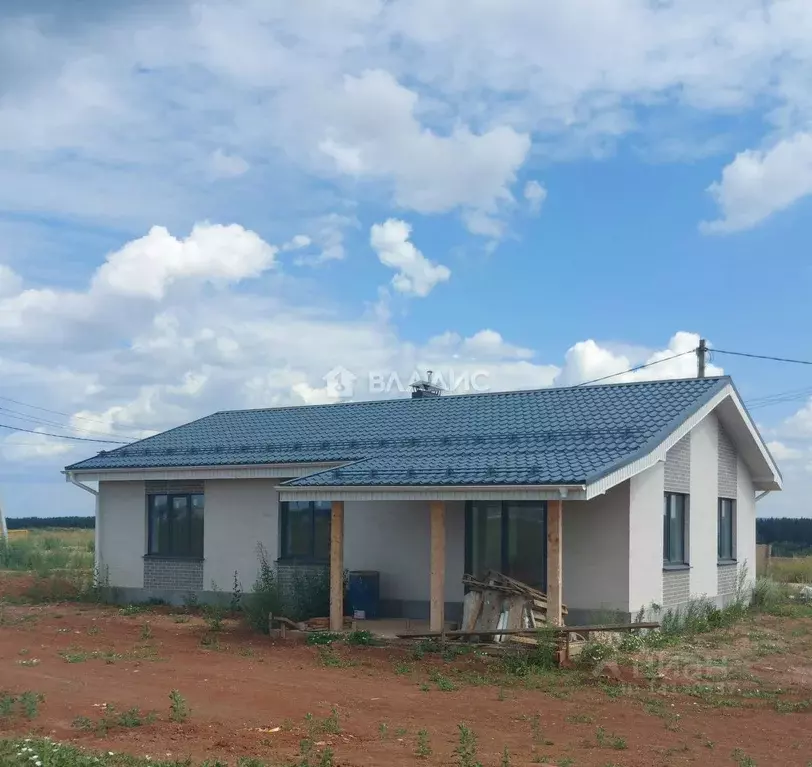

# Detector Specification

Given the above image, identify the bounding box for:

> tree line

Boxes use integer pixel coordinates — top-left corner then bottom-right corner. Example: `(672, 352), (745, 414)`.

(6, 516), (95, 530)
(757, 517), (812, 556)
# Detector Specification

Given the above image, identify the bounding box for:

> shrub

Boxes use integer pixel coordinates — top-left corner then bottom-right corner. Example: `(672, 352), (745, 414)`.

(242, 545), (285, 634)
(242, 546), (331, 633)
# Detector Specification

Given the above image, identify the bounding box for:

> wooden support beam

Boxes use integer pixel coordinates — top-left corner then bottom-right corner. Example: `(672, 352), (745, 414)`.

(429, 500), (446, 633)
(330, 500), (344, 632)
(547, 499), (563, 626)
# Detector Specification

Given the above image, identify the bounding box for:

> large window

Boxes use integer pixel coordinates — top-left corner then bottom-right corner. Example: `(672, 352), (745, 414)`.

(148, 493), (204, 558)
(663, 493), (687, 566)
(718, 498), (736, 561)
(280, 501), (331, 560)
(466, 501), (547, 589)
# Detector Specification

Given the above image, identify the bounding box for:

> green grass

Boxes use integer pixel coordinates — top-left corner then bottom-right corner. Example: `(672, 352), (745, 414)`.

(768, 556), (812, 584)
(0, 528), (103, 604)
(0, 738), (278, 766)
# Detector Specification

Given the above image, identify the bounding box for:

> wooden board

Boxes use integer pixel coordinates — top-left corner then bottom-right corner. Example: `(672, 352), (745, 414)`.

(461, 591), (484, 632)
(475, 591), (504, 632)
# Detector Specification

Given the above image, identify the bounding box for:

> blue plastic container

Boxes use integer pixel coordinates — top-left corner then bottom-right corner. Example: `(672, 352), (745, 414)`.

(347, 570), (380, 619)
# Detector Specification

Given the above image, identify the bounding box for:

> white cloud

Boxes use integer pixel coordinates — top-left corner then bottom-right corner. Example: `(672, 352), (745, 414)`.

(0, 264), (22, 297)
(767, 440), (802, 462)
(282, 234), (312, 252)
(0, 2), (811, 236)
(318, 70), (530, 230)
(1, 430), (76, 462)
(523, 180), (547, 213)
(92, 223), (277, 299)
(210, 148), (250, 179)
(554, 331), (723, 387)
(703, 132), (812, 232)
(369, 219), (451, 298)
(781, 398), (812, 438)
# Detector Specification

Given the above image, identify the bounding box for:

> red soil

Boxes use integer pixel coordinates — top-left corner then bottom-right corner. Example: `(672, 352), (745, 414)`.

(0, 603), (810, 765)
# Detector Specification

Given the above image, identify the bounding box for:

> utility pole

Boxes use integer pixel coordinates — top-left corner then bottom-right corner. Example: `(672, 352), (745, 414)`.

(697, 338), (708, 379)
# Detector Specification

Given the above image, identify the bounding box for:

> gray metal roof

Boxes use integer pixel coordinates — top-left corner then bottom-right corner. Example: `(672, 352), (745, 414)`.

(66, 376), (730, 487)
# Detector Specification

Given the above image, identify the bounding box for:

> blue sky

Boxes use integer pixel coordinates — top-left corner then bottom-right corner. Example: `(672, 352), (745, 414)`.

(1, 0), (811, 520)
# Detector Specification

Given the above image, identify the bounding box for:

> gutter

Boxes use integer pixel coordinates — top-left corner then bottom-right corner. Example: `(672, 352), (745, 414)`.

(65, 472), (101, 573)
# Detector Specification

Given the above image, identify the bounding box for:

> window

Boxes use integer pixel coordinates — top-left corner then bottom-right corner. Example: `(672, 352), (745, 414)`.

(466, 501), (547, 589)
(147, 493), (204, 558)
(663, 493), (687, 565)
(718, 498), (736, 561)
(280, 501), (331, 560)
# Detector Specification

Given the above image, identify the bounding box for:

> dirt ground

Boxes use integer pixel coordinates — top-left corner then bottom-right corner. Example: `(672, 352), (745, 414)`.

(1, 597), (811, 766)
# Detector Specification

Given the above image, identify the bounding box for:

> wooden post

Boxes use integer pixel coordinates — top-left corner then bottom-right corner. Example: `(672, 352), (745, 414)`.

(330, 501), (344, 632)
(430, 500), (446, 633)
(547, 499), (563, 627)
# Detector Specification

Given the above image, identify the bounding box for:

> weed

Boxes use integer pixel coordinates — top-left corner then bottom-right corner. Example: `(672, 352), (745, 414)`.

(87, 625), (100, 636)
(346, 629), (375, 646)
(500, 745), (511, 767)
(732, 748), (758, 766)
(72, 715), (94, 730)
(19, 691), (43, 719)
(231, 570), (243, 612)
(566, 713), (595, 724)
(183, 591), (200, 612)
(200, 633), (221, 650)
(308, 631), (342, 646)
(529, 714), (554, 746)
(173, 614), (190, 624)
(0, 691), (43, 719)
(0, 693), (14, 718)
(415, 728), (432, 758)
(169, 689), (189, 722)
(203, 603), (226, 632)
(317, 647), (344, 667)
(455, 724), (482, 767)
(394, 661), (412, 675)
(118, 706), (156, 727)
(323, 706), (340, 734)
(775, 699), (812, 713)
(239, 646), (255, 657)
(119, 604), (144, 616)
(378, 722), (388, 739)
(595, 726), (627, 750)
(140, 622), (153, 641)
(429, 671), (456, 691)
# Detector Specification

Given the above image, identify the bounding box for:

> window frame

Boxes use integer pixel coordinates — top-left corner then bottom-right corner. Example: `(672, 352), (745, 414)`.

(718, 497), (736, 563)
(146, 492), (204, 559)
(279, 501), (332, 562)
(464, 500), (548, 591)
(663, 492), (688, 568)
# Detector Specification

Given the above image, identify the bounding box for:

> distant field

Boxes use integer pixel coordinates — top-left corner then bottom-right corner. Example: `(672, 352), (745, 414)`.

(768, 555), (812, 584)
(1, 527), (93, 571)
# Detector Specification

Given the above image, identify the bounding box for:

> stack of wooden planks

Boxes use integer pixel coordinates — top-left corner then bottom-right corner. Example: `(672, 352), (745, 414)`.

(460, 571), (568, 644)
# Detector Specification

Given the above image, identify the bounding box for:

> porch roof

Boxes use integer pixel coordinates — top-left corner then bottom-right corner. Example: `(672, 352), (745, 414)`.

(66, 377), (756, 489)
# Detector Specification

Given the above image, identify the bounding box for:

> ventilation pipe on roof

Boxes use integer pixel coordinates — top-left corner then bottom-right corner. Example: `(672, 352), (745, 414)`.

(410, 370), (444, 399)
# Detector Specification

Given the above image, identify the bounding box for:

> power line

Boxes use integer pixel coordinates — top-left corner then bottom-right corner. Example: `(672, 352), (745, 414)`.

(712, 349), (812, 366)
(0, 405), (134, 441)
(574, 349), (695, 387)
(0, 394), (142, 439)
(0, 423), (128, 444)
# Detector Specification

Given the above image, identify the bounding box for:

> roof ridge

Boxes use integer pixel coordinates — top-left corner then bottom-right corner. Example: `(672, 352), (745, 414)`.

(213, 375), (730, 416)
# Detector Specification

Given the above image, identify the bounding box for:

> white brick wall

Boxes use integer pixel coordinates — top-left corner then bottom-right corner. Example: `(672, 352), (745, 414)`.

(143, 558), (204, 591)
(664, 433), (691, 493)
(717, 563), (738, 595)
(718, 426), (737, 498)
(662, 568), (690, 607)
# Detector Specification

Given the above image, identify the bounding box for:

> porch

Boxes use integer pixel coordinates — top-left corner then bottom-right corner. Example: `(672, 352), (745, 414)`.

(308, 498), (564, 633)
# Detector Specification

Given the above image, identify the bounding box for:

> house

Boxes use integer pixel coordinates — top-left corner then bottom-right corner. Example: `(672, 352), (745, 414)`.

(64, 376), (782, 629)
